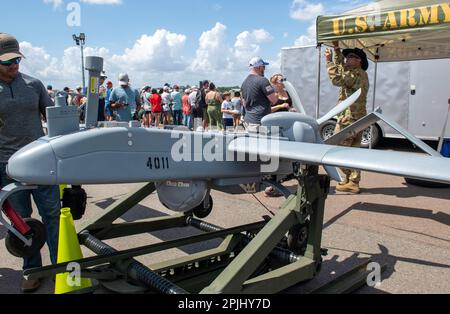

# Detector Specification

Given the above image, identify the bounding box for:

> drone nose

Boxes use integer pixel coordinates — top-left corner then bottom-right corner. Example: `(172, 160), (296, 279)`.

(7, 140), (58, 185)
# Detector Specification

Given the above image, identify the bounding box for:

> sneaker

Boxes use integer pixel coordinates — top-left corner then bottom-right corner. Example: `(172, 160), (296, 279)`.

(335, 182), (361, 194)
(21, 278), (41, 293)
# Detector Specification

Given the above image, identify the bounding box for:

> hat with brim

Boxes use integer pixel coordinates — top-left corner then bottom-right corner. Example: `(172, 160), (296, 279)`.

(0, 34), (25, 62)
(0, 51), (25, 62)
(343, 48), (369, 71)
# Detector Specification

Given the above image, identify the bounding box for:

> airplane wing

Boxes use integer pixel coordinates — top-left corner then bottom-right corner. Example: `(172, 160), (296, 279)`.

(228, 137), (450, 184)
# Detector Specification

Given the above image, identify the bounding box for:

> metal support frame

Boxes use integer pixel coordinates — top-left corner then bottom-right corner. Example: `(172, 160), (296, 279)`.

(369, 57), (379, 150)
(316, 44), (323, 120)
(437, 100), (450, 153)
(325, 110), (442, 157)
(24, 168), (330, 294)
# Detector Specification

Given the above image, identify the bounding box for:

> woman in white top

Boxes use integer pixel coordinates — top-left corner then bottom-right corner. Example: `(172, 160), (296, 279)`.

(231, 91), (243, 129)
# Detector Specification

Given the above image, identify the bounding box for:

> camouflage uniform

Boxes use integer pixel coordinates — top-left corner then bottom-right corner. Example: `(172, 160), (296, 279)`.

(327, 49), (369, 183)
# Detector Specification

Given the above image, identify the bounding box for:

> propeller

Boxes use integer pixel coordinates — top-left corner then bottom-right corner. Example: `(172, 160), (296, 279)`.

(317, 89), (362, 126)
(284, 81), (306, 115)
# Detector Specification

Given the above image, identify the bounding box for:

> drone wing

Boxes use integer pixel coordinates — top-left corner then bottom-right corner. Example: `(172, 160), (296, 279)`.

(228, 137), (450, 184)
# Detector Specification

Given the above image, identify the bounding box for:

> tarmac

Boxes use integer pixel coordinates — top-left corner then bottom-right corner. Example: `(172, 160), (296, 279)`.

(0, 140), (449, 294)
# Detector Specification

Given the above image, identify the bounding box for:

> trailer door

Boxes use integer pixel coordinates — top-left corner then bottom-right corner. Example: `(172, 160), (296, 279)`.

(408, 59), (450, 140)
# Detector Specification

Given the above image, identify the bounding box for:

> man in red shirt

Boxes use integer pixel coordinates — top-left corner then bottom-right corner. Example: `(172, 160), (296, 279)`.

(182, 89), (193, 130)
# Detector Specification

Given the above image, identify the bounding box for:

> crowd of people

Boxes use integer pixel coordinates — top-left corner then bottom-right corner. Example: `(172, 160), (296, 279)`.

(47, 70), (297, 132)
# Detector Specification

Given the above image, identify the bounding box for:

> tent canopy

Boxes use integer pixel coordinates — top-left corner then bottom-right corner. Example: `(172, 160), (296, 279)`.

(317, 0), (450, 62)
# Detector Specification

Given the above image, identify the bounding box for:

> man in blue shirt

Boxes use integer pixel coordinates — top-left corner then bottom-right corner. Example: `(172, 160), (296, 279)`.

(171, 85), (183, 126)
(109, 73), (141, 122)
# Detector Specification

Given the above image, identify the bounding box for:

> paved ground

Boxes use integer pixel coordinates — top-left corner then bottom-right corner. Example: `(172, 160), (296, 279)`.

(0, 139), (449, 294)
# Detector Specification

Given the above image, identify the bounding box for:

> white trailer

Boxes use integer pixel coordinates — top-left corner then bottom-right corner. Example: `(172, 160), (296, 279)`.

(281, 45), (450, 148)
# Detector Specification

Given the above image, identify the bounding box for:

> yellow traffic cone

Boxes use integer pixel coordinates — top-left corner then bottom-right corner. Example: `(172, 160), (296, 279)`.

(59, 185), (67, 200)
(55, 208), (92, 294)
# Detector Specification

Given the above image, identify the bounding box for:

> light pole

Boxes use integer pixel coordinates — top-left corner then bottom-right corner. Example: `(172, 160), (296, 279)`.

(72, 33), (86, 92)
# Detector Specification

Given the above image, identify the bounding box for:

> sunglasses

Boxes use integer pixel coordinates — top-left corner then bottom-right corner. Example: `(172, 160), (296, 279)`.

(0, 57), (22, 66)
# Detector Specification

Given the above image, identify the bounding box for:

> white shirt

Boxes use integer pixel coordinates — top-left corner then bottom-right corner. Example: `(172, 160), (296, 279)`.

(222, 100), (234, 119)
(161, 92), (172, 111)
(189, 91), (198, 107)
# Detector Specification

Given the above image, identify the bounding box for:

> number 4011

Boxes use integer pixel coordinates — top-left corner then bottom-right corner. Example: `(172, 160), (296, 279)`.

(147, 157), (170, 170)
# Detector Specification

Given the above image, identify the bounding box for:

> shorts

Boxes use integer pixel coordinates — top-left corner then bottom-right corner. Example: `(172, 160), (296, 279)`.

(223, 118), (234, 128)
(193, 106), (204, 119)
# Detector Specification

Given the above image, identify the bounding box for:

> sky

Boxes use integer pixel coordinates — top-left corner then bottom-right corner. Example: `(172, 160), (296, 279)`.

(0, 0), (370, 89)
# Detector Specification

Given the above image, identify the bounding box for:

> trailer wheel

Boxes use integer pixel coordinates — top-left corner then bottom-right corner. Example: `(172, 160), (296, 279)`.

(320, 121), (337, 141)
(193, 196), (214, 219)
(5, 218), (46, 258)
(404, 178), (450, 189)
(361, 125), (380, 148)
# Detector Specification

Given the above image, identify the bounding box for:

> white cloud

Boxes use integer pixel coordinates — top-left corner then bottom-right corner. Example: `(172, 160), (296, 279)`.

(18, 24), (278, 89)
(43, 0), (63, 9)
(110, 30), (188, 72)
(290, 0), (325, 21)
(232, 29), (273, 69)
(19, 29), (188, 88)
(189, 23), (231, 74)
(19, 42), (111, 88)
(294, 22), (317, 46)
(188, 23), (275, 86)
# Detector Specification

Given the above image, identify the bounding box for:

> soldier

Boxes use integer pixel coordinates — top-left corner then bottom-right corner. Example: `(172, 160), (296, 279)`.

(326, 41), (369, 194)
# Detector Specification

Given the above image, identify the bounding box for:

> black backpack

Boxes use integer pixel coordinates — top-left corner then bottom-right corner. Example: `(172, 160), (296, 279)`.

(195, 89), (204, 109)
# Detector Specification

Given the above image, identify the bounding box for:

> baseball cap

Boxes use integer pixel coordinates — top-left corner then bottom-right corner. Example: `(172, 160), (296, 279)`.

(106, 80), (113, 85)
(118, 73), (130, 85)
(100, 71), (108, 79)
(0, 33), (25, 62)
(249, 57), (269, 68)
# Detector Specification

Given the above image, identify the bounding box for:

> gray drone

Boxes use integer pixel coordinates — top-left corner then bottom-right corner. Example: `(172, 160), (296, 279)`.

(1, 56), (449, 294)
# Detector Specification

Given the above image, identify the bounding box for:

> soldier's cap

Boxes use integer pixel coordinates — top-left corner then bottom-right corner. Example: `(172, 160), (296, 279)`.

(0, 33), (25, 62)
(343, 48), (369, 71)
